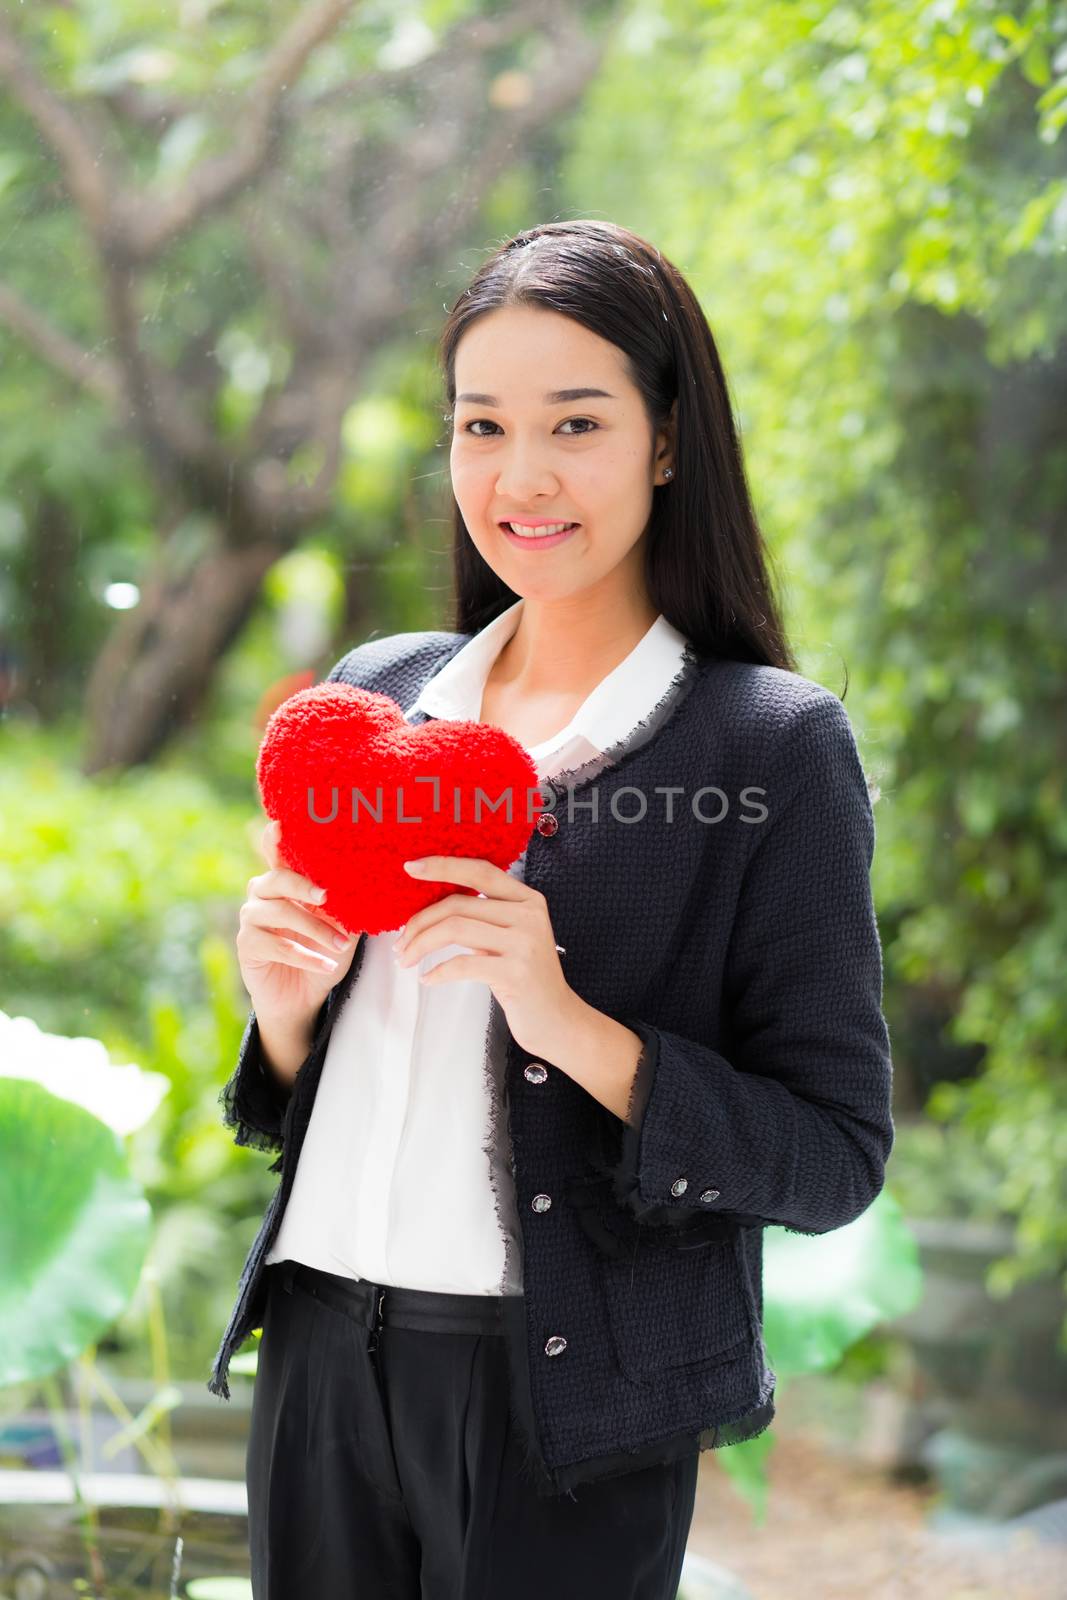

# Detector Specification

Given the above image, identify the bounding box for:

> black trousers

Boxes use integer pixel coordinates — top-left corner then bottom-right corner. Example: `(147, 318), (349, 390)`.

(246, 1261), (699, 1599)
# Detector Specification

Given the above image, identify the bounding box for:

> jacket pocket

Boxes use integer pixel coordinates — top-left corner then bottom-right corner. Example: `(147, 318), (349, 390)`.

(566, 1175), (758, 1384)
(600, 1228), (757, 1385)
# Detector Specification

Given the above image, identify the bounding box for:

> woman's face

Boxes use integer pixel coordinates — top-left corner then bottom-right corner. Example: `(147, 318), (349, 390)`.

(449, 305), (673, 605)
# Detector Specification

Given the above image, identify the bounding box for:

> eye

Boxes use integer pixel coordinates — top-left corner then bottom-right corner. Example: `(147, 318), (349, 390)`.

(461, 417), (599, 437)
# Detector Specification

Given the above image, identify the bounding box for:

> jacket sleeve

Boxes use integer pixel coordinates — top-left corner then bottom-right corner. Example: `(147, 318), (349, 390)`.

(218, 999), (328, 1163)
(216, 644), (359, 1159)
(587, 691), (894, 1237)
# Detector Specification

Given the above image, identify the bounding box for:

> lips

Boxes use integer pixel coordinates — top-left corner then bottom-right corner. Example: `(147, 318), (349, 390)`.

(498, 521), (580, 532)
(499, 520), (581, 550)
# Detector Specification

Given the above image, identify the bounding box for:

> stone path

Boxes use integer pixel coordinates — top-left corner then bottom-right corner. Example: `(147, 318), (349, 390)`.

(683, 1432), (1065, 1599)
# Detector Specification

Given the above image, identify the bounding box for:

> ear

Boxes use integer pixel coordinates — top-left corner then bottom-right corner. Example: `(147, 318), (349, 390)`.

(655, 396), (678, 481)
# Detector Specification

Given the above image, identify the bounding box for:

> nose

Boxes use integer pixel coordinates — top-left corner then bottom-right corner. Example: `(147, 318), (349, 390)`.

(494, 451), (561, 503)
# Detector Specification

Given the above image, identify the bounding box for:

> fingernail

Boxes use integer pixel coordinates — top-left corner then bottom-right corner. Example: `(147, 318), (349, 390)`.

(311, 887), (327, 902)
(332, 933), (348, 949)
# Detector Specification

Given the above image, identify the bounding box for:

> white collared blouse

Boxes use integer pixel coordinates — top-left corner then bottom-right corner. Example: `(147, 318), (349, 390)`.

(264, 599), (692, 1295)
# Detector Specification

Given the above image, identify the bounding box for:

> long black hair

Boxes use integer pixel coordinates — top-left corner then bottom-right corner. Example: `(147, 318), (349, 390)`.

(437, 219), (796, 672)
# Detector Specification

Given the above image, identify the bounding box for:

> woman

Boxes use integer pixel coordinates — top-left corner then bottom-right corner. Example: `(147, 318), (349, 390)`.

(212, 220), (895, 1599)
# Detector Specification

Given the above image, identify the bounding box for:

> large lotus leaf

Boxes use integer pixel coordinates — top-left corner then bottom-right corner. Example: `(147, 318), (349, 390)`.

(761, 1186), (923, 1377)
(0, 1009), (168, 1136)
(0, 1077), (152, 1389)
(710, 1189), (922, 1520)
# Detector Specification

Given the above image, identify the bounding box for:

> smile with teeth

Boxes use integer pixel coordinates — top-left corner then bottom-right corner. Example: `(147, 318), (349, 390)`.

(504, 521), (579, 538)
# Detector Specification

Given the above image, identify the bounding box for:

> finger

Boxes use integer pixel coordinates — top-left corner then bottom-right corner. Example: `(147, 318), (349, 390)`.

(397, 892), (514, 947)
(260, 818), (281, 869)
(418, 953), (489, 985)
(242, 924), (341, 974)
(286, 894), (353, 944)
(308, 905), (355, 938)
(260, 820), (317, 897)
(403, 856), (527, 897)
(249, 860), (352, 939)
(399, 914), (510, 963)
(246, 892), (353, 955)
(249, 864), (329, 907)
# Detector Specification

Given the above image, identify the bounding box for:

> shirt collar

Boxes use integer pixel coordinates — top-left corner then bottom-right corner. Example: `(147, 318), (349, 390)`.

(405, 598), (691, 761)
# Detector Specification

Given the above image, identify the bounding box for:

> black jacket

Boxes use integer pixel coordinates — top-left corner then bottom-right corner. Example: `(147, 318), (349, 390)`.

(208, 628), (895, 1499)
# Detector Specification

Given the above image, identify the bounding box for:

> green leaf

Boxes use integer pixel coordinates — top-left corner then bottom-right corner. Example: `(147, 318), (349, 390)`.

(761, 1189), (923, 1377)
(0, 1078), (152, 1388)
(1021, 39), (1051, 87)
(710, 1423), (776, 1526)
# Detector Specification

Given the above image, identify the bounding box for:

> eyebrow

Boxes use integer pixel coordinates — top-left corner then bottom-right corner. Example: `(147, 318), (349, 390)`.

(454, 387), (617, 406)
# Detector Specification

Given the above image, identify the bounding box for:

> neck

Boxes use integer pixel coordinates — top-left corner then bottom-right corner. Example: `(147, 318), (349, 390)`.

(491, 590), (660, 698)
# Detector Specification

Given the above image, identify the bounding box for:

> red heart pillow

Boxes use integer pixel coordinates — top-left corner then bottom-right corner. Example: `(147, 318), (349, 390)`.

(256, 682), (544, 936)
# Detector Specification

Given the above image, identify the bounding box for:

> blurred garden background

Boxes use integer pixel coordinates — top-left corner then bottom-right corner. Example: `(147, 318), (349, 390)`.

(0, 1), (1065, 1596)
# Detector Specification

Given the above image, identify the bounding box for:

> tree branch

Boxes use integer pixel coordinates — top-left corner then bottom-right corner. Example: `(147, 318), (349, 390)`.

(0, 19), (119, 238)
(0, 0), (612, 545)
(0, 280), (122, 406)
(125, 0), (359, 258)
(330, 4), (611, 347)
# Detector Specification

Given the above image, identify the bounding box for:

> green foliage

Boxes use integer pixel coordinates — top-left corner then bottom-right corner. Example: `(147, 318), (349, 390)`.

(714, 1191), (922, 1518)
(0, 4), (464, 708)
(887, 1118), (1019, 1225)
(762, 1191), (922, 1380)
(116, 931), (280, 1379)
(881, 1105), (1067, 1338)
(0, 721), (252, 1042)
(0, 1077), (152, 1388)
(0, 727), (276, 1376)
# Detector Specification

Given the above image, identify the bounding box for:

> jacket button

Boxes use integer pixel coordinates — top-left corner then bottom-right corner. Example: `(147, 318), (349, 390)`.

(536, 813), (559, 837)
(670, 1176), (689, 1197)
(531, 1193), (552, 1213)
(699, 1188), (720, 1203)
(544, 1335), (568, 1357)
(524, 1062), (548, 1084)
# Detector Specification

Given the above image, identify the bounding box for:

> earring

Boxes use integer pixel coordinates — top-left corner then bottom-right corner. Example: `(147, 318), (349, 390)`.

(663, 467), (674, 481)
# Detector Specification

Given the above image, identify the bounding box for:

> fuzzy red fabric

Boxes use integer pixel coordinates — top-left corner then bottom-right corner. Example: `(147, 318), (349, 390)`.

(256, 682), (544, 937)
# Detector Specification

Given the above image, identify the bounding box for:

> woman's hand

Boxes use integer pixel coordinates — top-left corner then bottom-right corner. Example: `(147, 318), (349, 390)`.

(391, 855), (579, 1060)
(236, 820), (359, 1032)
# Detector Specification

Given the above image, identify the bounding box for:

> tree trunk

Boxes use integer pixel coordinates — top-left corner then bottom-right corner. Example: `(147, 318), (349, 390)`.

(21, 494), (81, 720)
(81, 538), (278, 774)
(0, 2), (609, 770)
